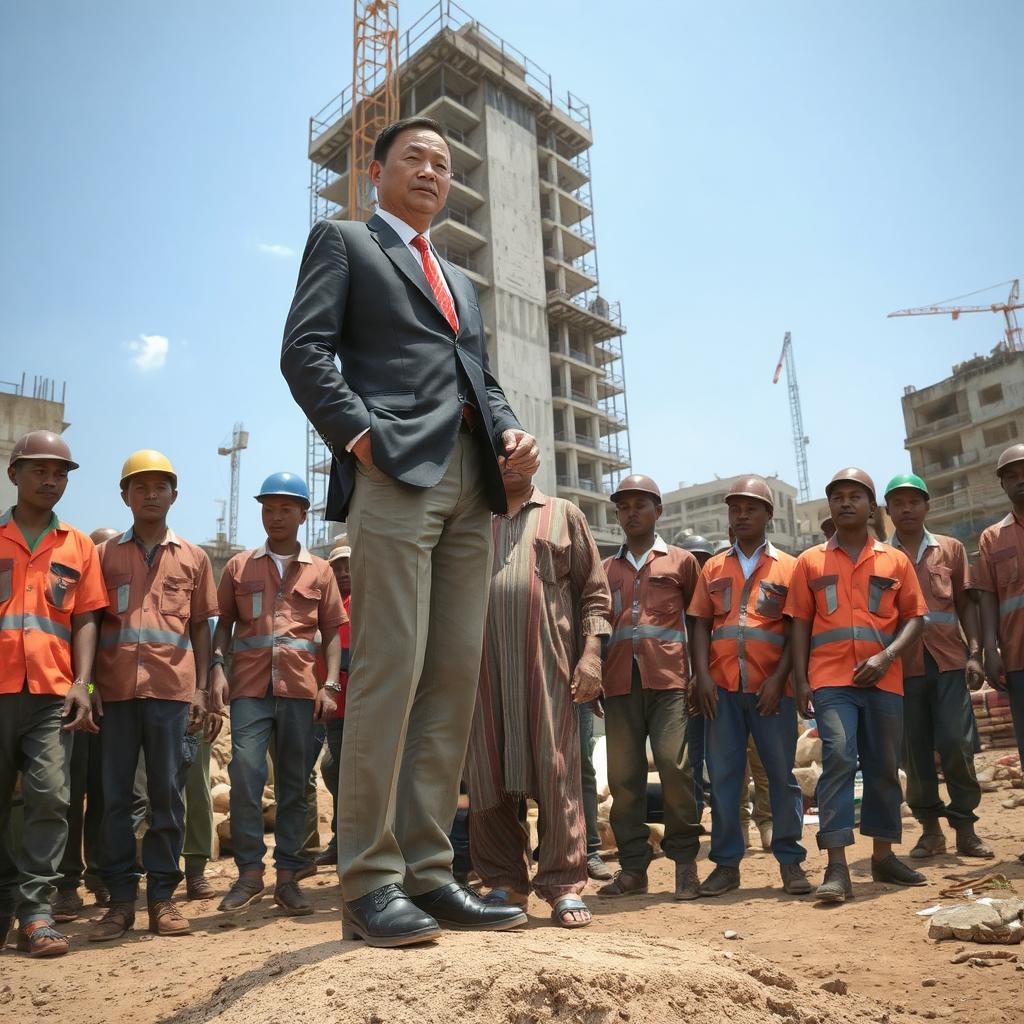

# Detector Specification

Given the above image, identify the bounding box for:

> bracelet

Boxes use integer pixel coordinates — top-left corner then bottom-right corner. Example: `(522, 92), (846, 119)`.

(210, 656), (225, 669)
(87, 683), (95, 695)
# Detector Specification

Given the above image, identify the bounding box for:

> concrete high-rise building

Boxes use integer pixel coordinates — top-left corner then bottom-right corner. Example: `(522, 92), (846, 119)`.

(901, 347), (1024, 549)
(304, 5), (630, 549)
(0, 373), (69, 511)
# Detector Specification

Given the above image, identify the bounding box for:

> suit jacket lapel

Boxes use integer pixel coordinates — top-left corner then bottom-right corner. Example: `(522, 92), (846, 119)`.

(367, 214), (447, 325)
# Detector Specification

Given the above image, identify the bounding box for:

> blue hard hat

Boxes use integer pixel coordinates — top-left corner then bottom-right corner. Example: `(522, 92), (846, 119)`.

(255, 472), (310, 508)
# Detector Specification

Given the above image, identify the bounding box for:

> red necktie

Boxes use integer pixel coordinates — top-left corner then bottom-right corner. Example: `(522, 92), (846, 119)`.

(411, 235), (459, 335)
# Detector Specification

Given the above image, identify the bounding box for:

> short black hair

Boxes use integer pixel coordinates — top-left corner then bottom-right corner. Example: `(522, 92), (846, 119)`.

(373, 117), (447, 163)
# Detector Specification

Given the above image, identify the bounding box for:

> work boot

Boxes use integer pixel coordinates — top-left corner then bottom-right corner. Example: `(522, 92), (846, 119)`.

(89, 885), (111, 908)
(597, 869), (648, 896)
(314, 846), (338, 867)
(274, 880), (314, 917)
(675, 861), (701, 901)
(870, 853), (927, 886)
(698, 865), (740, 897)
(185, 873), (216, 901)
(954, 825), (994, 859)
(218, 872), (265, 912)
(779, 862), (813, 895)
(17, 921), (70, 958)
(89, 902), (136, 942)
(815, 863), (853, 904)
(587, 853), (613, 881)
(293, 861), (317, 882)
(909, 818), (946, 858)
(148, 900), (190, 936)
(51, 888), (84, 922)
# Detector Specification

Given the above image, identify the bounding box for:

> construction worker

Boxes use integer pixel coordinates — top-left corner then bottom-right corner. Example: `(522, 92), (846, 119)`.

(689, 476), (811, 897)
(678, 535), (714, 568)
(210, 472), (343, 916)
(785, 468), (929, 903)
(884, 473), (991, 860)
(972, 443), (1024, 863)
(88, 451), (219, 942)
(0, 431), (107, 957)
(599, 475), (704, 900)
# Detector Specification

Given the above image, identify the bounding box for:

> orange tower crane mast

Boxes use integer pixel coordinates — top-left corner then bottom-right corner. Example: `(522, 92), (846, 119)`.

(887, 279), (1022, 353)
(349, 1), (400, 222)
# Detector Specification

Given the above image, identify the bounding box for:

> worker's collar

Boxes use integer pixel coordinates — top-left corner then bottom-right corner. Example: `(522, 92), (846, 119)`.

(0, 507), (64, 533)
(998, 511), (1024, 530)
(888, 529), (936, 565)
(727, 539), (778, 562)
(826, 532), (886, 554)
(254, 542), (312, 564)
(375, 207), (431, 247)
(499, 486), (547, 519)
(118, 525), (179, 547)
(615, 534), (668, 561)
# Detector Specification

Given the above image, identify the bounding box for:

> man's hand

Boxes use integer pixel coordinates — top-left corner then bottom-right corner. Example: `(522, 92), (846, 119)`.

(756, 673), (785, 717)
(693, 673), (718, 720)
(188, 689), (208, 735)
(209, 666), (230, 714)
(500, 429), (539, 475)
(965, 653), (985, 691)
(852, 652), (891, 687)
(794, 676), (812, 718)
(63, 683), (98, 733)
(571, 651), (603, 704)
(314, 688), (337, 722)
(351, 432), (373, 468)
(203, 711), (224, 743)
(984, 645), (1006, 691)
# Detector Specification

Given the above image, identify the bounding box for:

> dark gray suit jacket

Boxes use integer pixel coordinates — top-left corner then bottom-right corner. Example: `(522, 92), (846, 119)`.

(280, 215), (523, 521)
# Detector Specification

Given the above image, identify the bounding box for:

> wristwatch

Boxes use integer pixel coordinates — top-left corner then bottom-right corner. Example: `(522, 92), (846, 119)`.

(324, 680), (342, 694)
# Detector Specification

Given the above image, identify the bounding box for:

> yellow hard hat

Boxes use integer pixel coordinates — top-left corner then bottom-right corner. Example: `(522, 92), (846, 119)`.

(120, 449), (177, 489)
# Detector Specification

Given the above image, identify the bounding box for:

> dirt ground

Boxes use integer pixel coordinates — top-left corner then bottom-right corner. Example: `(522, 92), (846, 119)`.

(2, 788), (1022, 1024)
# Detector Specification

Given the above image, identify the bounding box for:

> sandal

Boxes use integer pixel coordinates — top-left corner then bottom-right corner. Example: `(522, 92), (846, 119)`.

(551, 896), (591, 929)
(481, 888), (529, 910)
(17, 921), (70, 958)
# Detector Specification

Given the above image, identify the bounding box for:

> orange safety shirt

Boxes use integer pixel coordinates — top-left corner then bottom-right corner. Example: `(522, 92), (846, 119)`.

(970, 511), (1024, 673)
(687, 542), (796, 694)
(889, 530), (970, 679)
(602, 536), (700, 697)
(94, 528), (219, 703)
(783, 535), (928, 696)
(218, 544), (344, 701)
(0, 508), (108, 697)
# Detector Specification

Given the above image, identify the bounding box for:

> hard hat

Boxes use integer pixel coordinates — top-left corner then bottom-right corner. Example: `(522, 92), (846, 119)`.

(725, 475), (774, 511)
(713, 539), (733, 554)
(610, 474), (662, 504)
(678, 534), (713, 555)
(996, 444), (1024, 477)
(120, 449), (177, 489)
(327, 545), (352, 562)
(8, 430), (79, 470)
(89, 527), (120, 545)
(825, 467), (876, 502)
(255, 472), (310, 508)
(883, 473), (929, 500)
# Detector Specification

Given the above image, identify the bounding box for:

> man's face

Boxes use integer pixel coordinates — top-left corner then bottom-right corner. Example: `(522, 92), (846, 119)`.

(614, 493), (661, 539)
(501, 460), (534, 497)
(8, 459), (68, 513)
(827, 483), (873, 531)
(1000, 462), (1024, 506)
(820, 518), (836, 540)
(727, 496), (771, 544)
(260, 497), (306, 544)
(370, 128), (451, 226)
(332, 557), (351, 597)
(885, 489), (929, 535)
(122, 472), (176, 524)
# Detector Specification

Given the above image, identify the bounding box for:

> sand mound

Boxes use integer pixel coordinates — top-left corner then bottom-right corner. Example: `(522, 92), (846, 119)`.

(166, 931), (909, 1024)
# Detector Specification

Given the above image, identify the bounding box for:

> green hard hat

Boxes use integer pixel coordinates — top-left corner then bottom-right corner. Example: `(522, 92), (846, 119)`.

(883, 473), (929, 500)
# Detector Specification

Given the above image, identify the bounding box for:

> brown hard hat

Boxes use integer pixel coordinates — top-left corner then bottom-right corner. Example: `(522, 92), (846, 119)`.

(725, 475), (774, 511)
(90, 527), (120, 545)
(8, 430), (79, 470)
(610, 474), (662, 504)
(996, 444), (1024, 476)
(825, 467), (876, 502)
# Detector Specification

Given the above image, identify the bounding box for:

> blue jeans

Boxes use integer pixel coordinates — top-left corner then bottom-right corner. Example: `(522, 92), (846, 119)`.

(814, 686), (903, 849)
(229, 689), (313, 872)
(318, 718), (345, 854)
(58, 729), (104, 891)
(99, 698), (190, 903)
(687, 711), (706, 817)
(704, 691), (806, 867)
(1007, 671), (1024, 766)
(577, 702), (600, 856)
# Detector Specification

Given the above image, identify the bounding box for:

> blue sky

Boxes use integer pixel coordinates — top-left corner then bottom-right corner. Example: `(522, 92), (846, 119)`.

(2, 1), (1021, 545)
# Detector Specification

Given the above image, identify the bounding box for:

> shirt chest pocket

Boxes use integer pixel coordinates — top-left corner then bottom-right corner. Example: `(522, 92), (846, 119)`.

(810, 574), (839, 615)
(0, 558), (12, 604)
(534, 539), (571, 585)
(236, 579), (265, 620)
(160, 575), (194, 619)
(707, 576), (732, 616)
(647, 574), (683, 616)
(868, 575), (899, 615)
(46, 561), (81, 611)
(291, 581), (322, 626)
(991, 547), (1019, 589)
(105, 571), (132, 614)
(756, 581), (788, 620)
(928, 565), (953, 602)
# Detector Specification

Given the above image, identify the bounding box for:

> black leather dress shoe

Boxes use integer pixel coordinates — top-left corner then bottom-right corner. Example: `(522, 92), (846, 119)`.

(411, 882), (527, 931)
(342, 884), (441, 947)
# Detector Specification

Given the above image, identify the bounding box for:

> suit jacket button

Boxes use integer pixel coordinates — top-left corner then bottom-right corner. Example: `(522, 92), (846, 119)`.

(458, 393), (465, 402)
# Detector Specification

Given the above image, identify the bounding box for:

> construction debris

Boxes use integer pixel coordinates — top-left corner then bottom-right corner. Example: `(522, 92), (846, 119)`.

(928, 899), (1024, 944)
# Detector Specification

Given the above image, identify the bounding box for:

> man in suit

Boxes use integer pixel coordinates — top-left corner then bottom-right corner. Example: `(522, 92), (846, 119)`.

(281, 117), (537, 947)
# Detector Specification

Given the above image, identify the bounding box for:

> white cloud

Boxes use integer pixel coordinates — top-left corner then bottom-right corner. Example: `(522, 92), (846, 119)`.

(125, 334), (169, 372)
(258, 242), (295, 258)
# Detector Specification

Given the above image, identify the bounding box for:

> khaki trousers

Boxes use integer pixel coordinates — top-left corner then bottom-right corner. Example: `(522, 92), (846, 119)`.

(339, 430), (493, 900)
